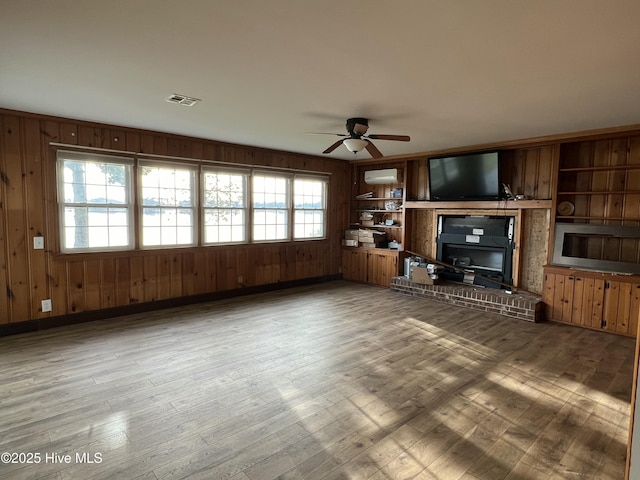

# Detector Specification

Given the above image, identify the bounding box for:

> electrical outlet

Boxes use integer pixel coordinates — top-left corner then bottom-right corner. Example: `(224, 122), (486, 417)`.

(238, 275), (244, 284)
(33, 236), (44, 250)
(41, 299), (52, 312)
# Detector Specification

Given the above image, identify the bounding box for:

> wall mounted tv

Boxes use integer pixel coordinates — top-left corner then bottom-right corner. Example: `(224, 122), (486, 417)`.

(428, 151), (501, 201)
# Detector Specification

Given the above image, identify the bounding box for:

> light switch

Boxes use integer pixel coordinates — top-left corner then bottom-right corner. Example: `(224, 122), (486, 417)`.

(33, 236), (44, 250)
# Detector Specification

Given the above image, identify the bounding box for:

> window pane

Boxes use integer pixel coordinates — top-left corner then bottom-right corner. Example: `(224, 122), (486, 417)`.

(140, 165), (196, 247)
(58, 153), (133, 252)
(293, 178), (326, 239)
(203, 171), (248, 244)
(252, 174), (290, 242)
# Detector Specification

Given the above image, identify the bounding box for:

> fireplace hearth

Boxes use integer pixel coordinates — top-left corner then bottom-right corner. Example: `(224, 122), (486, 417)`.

(436, 215), (515, 288)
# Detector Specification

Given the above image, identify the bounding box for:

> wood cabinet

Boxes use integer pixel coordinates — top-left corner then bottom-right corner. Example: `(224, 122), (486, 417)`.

(543, 265), (640, 337)
(342, 248), (401, 287)
(342, 248), (368, 283)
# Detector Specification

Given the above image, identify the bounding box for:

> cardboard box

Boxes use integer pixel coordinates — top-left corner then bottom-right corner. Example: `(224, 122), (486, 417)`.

(345, 229), (359, 241)
(358, 229), (386, 239)
(410, 265), (439, 285)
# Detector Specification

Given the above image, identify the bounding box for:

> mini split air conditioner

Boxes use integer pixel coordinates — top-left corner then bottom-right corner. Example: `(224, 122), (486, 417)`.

(364, 168), (398, 185)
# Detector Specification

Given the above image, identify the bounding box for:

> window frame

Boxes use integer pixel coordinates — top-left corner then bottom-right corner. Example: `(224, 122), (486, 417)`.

(56, 150), (135, 253)
(201, 167), (250, 245)
(292, 174), (328, 241)
(251, 171), (292, 243)
(138, 160), (199, 249)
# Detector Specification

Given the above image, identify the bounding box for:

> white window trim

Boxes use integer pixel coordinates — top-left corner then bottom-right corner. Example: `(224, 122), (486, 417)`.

(292, 175), (328, 241)
(138, 160), (199, 249)
(201, 166), (250, 245)
(251, 171), (293, 243)
(57, 150), (135, 253)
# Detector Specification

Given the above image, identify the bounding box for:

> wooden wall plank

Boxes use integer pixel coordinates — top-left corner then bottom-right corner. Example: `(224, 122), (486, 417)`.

(191, 250), (208, 295)
(129, 256), (144, 304)
(116, 257), (131, 305)
(0, 117), (11, 323)
(84, 258), (101, 311)
(23, 117), (48, 319)
(67, 260), (85, 313)
(536, 146), (554, 199)
(156, 254), (171, 300)
(101, 258), (117, 308)
(169, 254), (183, 298)
(143, 255), (158, 302)
(2, 115), (31, 322)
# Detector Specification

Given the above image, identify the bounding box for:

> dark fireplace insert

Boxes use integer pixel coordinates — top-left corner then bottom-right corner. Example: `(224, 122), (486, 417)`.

(436, 215), (515, 288)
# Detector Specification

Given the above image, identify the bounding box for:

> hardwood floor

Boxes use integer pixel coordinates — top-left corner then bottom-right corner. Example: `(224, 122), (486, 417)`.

(0, 280), (634, 480)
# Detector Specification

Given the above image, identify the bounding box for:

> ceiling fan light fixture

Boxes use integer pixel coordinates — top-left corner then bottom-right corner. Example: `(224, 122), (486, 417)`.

(343, 138), (368, 153)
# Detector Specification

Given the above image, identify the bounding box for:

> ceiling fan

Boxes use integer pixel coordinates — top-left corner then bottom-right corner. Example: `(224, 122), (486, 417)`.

(313, 117), (410, 158)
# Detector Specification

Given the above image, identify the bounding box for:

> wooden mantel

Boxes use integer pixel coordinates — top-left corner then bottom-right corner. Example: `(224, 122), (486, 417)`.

(404, 199), (552, 210)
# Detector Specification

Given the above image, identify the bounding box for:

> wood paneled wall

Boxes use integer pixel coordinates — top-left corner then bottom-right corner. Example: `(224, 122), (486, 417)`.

(0, 110), (350, 325)
(406, 145), (556, 201)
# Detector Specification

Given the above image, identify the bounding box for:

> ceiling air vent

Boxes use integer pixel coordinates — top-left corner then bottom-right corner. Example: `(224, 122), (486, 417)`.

(165, 94), (201, 106)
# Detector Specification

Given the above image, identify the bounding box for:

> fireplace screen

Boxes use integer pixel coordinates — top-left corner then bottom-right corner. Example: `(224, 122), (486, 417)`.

(443, 244), (505, 273)
(436, 214), (515, 287)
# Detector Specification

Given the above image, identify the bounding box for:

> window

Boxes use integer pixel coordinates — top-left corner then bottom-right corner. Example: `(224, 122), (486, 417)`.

(202, 169), (248, 244)
(57, 150), (329, 253)
(252, 173), (290, 241)
(140, 163), (197, 247)
(293, 177), (327, 239)
(57, 151), (133, 252)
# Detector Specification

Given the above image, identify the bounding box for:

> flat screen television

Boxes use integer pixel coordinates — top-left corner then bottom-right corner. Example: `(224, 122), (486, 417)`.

(428, 151), (501, 201)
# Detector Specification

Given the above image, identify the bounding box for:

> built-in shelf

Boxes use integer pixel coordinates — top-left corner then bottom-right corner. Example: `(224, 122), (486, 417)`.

(559, 164), (640, 172)
(557, 215), (640, 221)
(403, 199), (552, 210)
(558, 190), (640, 195)
(355, 197), (400, 201)
(356, 209), (403, 213)
(350, 223), (402, 229)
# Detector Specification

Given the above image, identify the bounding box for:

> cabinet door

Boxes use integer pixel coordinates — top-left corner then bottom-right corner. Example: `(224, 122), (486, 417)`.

(580, 276), (605, 329)
(543, 271), (568, 322)
(342, 249), (367, 283)
(366, 251), (398, 287)
(603, 280), (640, 336)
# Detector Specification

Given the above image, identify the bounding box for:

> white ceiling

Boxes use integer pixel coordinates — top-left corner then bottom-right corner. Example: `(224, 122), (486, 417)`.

(2, 1), (640, 161)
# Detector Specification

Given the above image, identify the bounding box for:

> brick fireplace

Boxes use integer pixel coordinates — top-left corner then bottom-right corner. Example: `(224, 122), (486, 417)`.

(391, 276), (543, 323)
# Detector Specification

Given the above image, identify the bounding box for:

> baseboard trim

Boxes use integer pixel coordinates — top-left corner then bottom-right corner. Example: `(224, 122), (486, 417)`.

(0, 275), (341, 337)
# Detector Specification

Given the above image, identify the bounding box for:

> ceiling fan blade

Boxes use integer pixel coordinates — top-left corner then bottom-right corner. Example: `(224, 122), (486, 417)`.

(307, 132), (348, 136)
(365, 140), (383, 159)
(323, 139), (344, 154)
(366, 134), (410, 141)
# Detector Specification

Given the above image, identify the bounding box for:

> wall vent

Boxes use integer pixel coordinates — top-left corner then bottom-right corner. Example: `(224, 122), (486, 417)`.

(165, 94), (201, 106)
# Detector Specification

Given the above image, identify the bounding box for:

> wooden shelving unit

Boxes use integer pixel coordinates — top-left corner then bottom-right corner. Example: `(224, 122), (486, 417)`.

(543, 135), (640, 334)
(343, 161), (407, 286)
